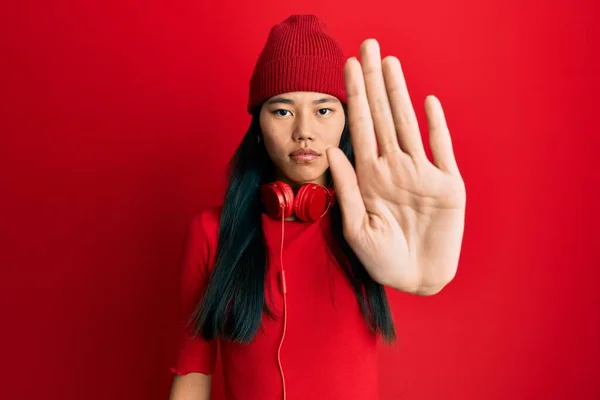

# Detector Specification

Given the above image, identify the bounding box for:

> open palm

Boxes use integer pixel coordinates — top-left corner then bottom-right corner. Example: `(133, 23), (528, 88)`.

(327, 39), (466, 295)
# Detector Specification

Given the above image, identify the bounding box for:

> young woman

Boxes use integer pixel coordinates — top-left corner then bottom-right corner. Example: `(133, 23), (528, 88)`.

(169, 14), (466, 400)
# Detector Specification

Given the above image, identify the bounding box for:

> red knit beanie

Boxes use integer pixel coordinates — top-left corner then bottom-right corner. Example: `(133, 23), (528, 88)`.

(247, 14), (347, 114)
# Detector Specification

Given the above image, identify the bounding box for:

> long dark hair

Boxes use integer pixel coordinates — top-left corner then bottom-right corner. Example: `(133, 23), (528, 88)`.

(191, 105), (396, 343)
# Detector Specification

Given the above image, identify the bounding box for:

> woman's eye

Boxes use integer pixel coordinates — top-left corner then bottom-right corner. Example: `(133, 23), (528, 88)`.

(318, 108), (333, 116)
(273, 109), (291, 117)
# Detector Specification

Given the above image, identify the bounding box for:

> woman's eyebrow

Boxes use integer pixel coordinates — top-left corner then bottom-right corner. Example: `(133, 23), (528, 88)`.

(265, 96), (339, 106)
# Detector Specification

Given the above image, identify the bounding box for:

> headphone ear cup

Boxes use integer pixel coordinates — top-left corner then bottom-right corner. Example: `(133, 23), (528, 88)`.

(260, 181), (294, 219)
(295, 184), (332, 222)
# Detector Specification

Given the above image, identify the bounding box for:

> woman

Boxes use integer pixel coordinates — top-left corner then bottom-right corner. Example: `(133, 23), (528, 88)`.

(169, 14), (466, 400)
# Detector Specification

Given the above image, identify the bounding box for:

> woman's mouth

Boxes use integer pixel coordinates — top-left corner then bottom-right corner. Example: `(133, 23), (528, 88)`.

(289, 148), (320, 162)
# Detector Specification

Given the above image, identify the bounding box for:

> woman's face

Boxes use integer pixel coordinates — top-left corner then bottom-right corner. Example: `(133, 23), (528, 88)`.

(259, 91), (346, 189)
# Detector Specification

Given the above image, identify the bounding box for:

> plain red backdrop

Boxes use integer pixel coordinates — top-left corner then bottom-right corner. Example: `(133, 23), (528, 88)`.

(1, 0), (598, 399)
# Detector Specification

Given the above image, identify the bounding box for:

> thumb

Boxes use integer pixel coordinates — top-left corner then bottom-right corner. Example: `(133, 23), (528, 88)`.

(326, 147), (366, 235)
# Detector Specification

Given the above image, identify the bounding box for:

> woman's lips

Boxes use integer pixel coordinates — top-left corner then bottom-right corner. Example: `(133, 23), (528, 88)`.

(289, 148), (320, 162)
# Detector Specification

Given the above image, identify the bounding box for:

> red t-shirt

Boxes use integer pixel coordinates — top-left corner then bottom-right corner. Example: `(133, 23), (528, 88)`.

(171, 206), (381, 399)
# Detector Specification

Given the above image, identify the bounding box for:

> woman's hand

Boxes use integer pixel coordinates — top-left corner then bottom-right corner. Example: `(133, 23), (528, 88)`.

(327, 39), (466, 295)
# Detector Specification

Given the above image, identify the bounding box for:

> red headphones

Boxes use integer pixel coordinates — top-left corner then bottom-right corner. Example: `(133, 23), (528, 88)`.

(260, 181), (335, 222)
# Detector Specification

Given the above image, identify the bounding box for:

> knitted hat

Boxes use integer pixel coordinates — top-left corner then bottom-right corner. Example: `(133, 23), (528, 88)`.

(247, 14), (347, 114)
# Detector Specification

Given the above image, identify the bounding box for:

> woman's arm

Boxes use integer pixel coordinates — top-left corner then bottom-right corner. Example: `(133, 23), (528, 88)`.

(169, 373), (212, 400)
(169, 212), (219, 399)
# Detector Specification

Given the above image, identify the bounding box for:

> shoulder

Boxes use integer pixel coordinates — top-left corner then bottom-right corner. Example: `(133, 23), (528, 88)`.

(184, 205), (223, 271)
(189, 205), (222, 237)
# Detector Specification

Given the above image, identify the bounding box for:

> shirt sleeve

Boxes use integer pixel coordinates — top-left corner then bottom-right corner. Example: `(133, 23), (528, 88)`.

(170, 212), (218, 375)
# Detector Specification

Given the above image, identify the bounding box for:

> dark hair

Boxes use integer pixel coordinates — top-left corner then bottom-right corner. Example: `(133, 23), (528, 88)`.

(191, 105), (396, 343)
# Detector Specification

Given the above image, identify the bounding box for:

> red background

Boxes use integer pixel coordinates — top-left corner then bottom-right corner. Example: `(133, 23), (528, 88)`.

(1, 0), (598, 399)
